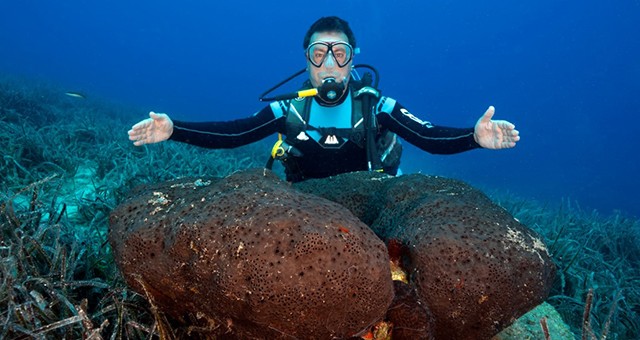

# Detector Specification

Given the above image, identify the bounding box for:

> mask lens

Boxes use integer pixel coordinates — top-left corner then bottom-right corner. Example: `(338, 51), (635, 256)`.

(307, 43), (329, 67)
(331, 42), (352, 67)
(307, 42), (353, 68)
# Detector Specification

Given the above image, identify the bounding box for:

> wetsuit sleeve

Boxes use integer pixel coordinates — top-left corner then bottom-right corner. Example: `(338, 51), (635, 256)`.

(169, 104), (286, 149)
(375, 97), (481, 154)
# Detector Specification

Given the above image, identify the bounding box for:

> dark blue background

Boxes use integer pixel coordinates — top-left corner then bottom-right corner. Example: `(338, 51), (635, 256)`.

(2, 0), (638, 217)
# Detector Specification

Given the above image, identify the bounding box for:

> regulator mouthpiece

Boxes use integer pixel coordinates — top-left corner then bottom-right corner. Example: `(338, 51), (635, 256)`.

(318, 78), (345, 104)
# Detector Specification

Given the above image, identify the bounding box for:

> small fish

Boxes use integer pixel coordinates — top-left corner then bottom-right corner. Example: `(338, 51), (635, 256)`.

(64, 91), (86, 99)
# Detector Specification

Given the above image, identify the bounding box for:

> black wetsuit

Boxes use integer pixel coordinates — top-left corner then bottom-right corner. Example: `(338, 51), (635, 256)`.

(170, 94), (480, 182)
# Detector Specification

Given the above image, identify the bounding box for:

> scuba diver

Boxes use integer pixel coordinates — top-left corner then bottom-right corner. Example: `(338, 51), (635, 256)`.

(127, 16), (520, 183)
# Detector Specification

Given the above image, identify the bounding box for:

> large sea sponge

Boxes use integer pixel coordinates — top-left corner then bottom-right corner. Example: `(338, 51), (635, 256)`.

(110, 169), (555, 339)
(296, 172), (556, 340)
(109, 169), (394, 339)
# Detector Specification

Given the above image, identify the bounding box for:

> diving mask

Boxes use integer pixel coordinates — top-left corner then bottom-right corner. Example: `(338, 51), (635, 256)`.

(306, 41), (353, 68)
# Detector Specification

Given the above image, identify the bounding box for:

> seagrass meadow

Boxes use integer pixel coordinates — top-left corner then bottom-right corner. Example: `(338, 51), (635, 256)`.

(1, 75), (639, 339)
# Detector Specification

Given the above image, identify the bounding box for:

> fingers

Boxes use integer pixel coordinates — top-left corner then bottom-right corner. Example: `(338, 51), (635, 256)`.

(131, 112), (160, 130)
(501, 123), (520, 141)
(502, 141), (516, 148)
(133, 139), (147, 146)
(491, 118), (520, 149)
(511, 130), (521, 142)
(129, 130), (151, 146)
(129, 118), (150, 134)
(500, 124), (520, 142)
(127, 128), (147, 146)
(498, 126), (520, 149)
(128, 117), (153, 146)
(130, 118), (150, 132)
(495, 120), (516, 131)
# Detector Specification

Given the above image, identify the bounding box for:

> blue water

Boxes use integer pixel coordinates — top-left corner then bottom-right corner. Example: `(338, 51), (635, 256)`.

(1, 1), (639, 217)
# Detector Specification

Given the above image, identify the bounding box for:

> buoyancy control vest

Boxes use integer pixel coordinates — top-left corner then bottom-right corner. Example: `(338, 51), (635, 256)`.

(266, 78), (403, 182)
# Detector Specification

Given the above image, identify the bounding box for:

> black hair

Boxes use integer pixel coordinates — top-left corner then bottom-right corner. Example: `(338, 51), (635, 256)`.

(302, 16), (357, 50)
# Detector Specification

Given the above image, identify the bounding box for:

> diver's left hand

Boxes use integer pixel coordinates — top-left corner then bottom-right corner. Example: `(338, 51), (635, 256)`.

(473, 106), (520, 149)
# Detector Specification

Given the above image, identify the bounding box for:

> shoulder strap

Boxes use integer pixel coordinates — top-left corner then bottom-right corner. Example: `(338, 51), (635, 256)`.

(352, 74), (382, 171)
(281, 97), (311, 144)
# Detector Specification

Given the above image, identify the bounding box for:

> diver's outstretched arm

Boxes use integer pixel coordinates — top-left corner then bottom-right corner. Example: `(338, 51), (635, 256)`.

(474, 106), (520, 149)
(128, 111), (174, 146)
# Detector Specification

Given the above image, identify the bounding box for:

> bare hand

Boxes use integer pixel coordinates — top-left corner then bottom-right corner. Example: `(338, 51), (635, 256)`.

(474, 106), (520, 149)
(128, 111), (174, 146)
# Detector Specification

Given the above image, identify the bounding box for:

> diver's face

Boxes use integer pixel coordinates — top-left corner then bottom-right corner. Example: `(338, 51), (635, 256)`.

(306, 31), (353, 88)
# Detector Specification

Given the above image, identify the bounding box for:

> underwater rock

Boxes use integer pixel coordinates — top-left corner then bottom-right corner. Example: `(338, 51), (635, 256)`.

(492, 302), (574, 340)
(295, 172), (556, 340)
(109, 169), (393, 339)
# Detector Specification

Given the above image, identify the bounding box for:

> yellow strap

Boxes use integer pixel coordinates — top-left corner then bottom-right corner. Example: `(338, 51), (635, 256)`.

(270, 133), (284, 158)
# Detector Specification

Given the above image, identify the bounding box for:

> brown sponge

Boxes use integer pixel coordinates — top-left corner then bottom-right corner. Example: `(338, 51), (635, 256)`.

(296, 172), (556, 340)
(109, 169), (394, 339)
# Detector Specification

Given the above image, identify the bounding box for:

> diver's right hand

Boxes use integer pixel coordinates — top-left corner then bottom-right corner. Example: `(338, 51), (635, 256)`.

(128, 111), (174, 146)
